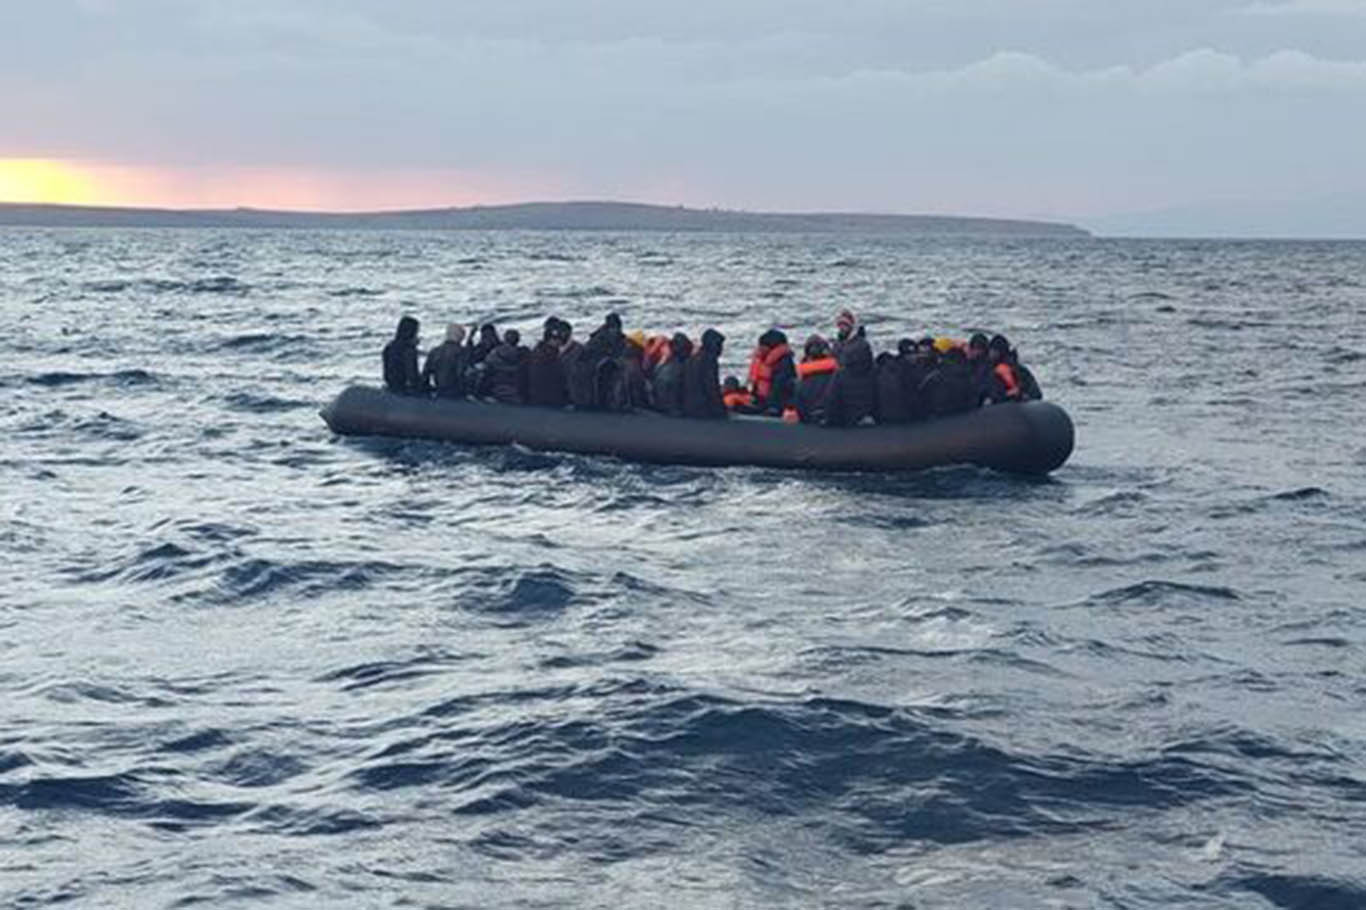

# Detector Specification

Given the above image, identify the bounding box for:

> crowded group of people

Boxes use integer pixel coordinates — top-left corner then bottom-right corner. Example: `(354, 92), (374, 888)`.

(381, 309), (1041, 427)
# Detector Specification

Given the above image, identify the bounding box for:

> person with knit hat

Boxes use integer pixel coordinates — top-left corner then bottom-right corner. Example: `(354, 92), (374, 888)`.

(421, 322), (470, 398)
(832, 309), (859, 358)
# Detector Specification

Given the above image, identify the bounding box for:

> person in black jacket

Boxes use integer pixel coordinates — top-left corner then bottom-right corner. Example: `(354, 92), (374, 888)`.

(468, 324), (500, 366)
(827, 326), (876, 426)
(903, 338), (936, 421)
(382, 315), (424, 395)
(923, 346), (978, 417)
(652, 333), (691, 417)
(682, 328), (726, 419)
(966, 332), (992, 404)
(482, 328), (529, 404)
(527, 317), (569, 407)
(421, 323), (469, 398)
(873, 350), (912, 424)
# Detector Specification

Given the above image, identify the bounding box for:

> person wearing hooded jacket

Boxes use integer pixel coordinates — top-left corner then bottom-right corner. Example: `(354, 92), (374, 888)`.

(558, 321), (595, 410)
(682, 328), (726, 419)
(794, 335), (838, 424)
(421, 323), (470, 398)
(527, 317), (569, 407)
(571, 312), (626, 409)
(922, 346), (978, 417)
(482, 328), (529, 404)
(826, 321), (876, 426)
(746, 328), (797, 416)
(382, 315), (424, 395)
(873, 350), (912, 424)
(652, 333), (691, 417)
(982, 334), (1043, 403)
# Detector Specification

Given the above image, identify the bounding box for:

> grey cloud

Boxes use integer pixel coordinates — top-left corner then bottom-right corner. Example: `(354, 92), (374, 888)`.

(3, 0), (1366, 231)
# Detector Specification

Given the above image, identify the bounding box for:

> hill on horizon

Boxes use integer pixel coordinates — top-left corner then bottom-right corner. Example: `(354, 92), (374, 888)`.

(0, 199), (1088, 236)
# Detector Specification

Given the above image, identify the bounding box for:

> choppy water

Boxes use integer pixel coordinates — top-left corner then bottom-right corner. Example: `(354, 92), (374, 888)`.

(2, 227), (1365, 909)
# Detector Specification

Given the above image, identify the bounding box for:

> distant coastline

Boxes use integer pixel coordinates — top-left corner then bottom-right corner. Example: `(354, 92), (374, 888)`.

(0, 200), (1089, 237)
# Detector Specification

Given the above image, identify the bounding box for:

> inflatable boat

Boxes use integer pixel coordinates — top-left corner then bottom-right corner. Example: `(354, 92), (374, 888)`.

(320, 385), (1074, 475)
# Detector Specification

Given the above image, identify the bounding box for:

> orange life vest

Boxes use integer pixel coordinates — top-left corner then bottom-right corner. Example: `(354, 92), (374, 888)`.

(797, 357), (838, 378)
(993, 362), (1022, 400)
(747, 343), (792, 402)
(723, 389), (756, 410)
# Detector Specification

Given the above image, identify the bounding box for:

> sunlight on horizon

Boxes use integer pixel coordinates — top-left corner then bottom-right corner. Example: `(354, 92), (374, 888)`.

(0, 158), (556, 211)
(0, 159), (99, 205)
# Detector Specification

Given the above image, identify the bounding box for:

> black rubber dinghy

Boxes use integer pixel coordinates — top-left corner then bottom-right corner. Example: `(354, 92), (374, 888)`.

(321, 385), (1074, 475)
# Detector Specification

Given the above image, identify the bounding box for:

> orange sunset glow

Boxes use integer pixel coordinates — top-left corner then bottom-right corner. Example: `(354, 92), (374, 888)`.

(0, 158), (558, 211)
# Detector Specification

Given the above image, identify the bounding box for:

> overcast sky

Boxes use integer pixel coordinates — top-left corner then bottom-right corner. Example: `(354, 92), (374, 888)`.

(3, 0), (1366, 232)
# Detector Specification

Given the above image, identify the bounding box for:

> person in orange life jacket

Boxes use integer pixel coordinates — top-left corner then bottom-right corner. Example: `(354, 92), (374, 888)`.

(826, 315), (876, 426)
(722, 376), (760, 413)
(652, 333), (691, 417)
(794, 335), (839, 424)
(382, 315), (424, 395)
(983, 334), (1043, 403)
(682, 328), (727, 419)
(746, 329), (797, 415)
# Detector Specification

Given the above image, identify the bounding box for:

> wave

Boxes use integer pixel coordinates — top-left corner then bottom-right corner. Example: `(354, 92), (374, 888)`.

(1082, 580), (1243, 608)
(81, 276), (251, 295)
(1222, 874), (1366, 910)
(23, 368), (157, 388)
(341, 689), (1253, 857)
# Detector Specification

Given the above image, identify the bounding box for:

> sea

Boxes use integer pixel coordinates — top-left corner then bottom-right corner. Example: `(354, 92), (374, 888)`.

(1, 227), (1364, 909)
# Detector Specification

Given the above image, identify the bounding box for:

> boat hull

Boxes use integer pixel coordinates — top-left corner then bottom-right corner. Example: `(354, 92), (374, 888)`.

(320, 385), (1074, 475)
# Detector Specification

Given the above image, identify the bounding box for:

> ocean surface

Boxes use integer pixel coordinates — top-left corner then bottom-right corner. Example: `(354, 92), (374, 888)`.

(2, 227), (1364, 909)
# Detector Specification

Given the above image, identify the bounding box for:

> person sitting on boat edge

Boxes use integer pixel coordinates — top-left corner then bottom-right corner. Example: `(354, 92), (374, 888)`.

(746, 329), (796, 416)
(528, 317), (569, 407)
(620, 331), (652, 411)
(983, 334), (1043, 403)
(652, 333), (691, 417)
(382, 315), (425, 396)
(924, 345), (978, 417)
(903, 338), (937, 422)
(873, 349), (912, 424)
(482, 328), (530, 404)
(723, 375), (760, 413)
(794, 335), (838, 424)
(421, 322), (470, 398)
(827, 317), (876, 427)
(965, 332), (992, 404)
(559, 320), (595, 410)
(683, 328), (727, 419)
